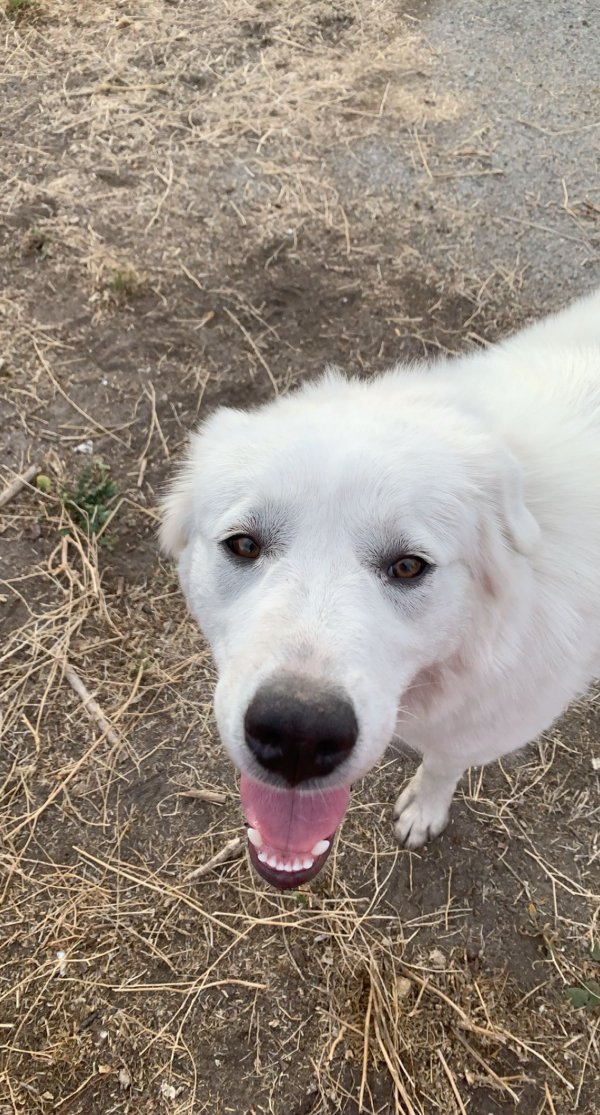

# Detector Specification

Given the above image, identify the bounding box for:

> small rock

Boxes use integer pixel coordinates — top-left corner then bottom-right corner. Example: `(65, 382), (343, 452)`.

(429, 948), (446, 971)
(118, 1067), (131, 1089)
(396, 976), (412, 1000)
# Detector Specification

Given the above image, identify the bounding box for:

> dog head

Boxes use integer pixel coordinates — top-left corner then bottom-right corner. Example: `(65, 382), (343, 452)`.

(161, 371), (539, 888)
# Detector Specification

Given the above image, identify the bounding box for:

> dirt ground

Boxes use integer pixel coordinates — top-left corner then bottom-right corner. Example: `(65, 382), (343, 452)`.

(1, 1), (599, 1113)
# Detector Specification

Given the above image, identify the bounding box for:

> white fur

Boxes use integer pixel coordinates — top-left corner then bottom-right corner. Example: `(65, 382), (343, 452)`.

(161, 287), (600, 849)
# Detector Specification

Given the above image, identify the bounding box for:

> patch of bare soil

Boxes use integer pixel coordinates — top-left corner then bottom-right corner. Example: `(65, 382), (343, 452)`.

(0, 2), (598, 1113)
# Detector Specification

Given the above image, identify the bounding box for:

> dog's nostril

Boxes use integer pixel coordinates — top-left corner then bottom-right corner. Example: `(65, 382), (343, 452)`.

(318, 739), (340, 756)
(251, 727), (283, 756)
(249, 736), (283, 763)
(244, 677), (358, 787)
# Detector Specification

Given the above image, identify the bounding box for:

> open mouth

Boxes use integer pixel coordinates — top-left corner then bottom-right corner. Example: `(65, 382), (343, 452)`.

(240, 773), (351, 890)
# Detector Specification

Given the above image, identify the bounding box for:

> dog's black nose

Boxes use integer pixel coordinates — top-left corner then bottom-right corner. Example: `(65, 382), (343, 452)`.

(244, 677), (358, 786)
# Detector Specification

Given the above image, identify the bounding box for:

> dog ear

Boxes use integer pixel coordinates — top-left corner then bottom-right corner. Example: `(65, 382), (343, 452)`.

(160, 406), (252, 557)
(159, 462), (195, 557)
(494, 448), (540, 555)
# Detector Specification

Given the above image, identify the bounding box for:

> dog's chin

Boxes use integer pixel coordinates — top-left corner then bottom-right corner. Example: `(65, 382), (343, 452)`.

(247, 835), (334, 890)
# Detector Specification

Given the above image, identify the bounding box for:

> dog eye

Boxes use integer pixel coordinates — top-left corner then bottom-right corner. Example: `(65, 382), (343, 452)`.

(387, 555), (428, 581)
(224, 534), (261, 560)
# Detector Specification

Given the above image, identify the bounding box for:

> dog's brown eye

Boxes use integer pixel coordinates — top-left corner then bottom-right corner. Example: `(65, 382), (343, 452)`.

(388, 555), (428, 581)
(225, 535), (261, 560)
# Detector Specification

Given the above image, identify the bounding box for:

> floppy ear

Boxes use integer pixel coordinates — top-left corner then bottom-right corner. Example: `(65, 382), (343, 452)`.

(159, 460), (196, 558)
(159, 405), (253, 558)
(494, 448), (540, 555)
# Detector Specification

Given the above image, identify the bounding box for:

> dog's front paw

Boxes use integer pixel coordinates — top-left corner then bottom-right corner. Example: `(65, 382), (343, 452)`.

(393, 768), (451, 849)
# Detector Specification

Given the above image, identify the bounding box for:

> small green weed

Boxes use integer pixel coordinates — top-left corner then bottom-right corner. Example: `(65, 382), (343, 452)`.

(35, 473), (52, 493)
(24, 226), (52, 259)
(5, 0), (40, 20)
(107, 268), (143, 300)
(565, 943), (600, 1011)
(60, 460), (118, 542)
(128, 651), (153, 678)
(564, 980), (600, 1012)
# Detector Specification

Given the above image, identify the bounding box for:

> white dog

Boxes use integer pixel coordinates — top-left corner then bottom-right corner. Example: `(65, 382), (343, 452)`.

(161, 287), (600, 889)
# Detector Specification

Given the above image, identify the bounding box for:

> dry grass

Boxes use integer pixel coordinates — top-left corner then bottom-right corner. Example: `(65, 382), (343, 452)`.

(0, 475), (599, 1109)
(1, 1), (599, 1112)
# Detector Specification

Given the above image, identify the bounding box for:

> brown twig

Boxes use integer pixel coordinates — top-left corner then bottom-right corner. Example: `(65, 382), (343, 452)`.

(223, 306), (279, 396)
(358, 981), (373, 1112)
(0, 464), (41, 509)
(436, 1048), (468, 1115)
(33, 340), (127, 446)
(182, 836), (244, 882)
(452, 1027), (520, 1103)
(63, 660), (121, 747)
(176, 788), (228, 805)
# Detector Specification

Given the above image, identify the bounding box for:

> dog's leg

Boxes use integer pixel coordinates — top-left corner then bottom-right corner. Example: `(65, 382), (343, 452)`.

(393, 757), (463, 849)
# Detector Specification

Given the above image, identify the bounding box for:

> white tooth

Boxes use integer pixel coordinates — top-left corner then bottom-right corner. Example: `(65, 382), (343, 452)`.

(247, 827), (263, 849)
(311, 839), (330, 857)
(267, 855), (278, 868)
(258, 851), (267, 863)
(282, 862), (293, 872)
(302, 856), (314, 870)
(292, 857), (303, 872)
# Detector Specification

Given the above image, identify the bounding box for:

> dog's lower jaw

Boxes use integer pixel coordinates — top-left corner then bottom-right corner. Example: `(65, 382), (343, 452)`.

(393, 761), (460, 848)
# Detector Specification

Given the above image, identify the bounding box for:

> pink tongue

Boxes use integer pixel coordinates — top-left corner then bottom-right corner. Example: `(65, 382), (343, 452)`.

(240, 774), (350, 854)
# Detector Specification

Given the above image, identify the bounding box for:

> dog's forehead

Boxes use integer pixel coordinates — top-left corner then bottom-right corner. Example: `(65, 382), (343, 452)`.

(208, 394), (464, 478)
(200, 393), (480, 543)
